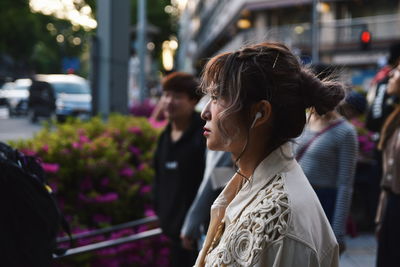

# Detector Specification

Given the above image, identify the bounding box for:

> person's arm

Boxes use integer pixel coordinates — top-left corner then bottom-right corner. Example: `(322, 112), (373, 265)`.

(332, 127), (358, 246)
(181, 176), (218, 249)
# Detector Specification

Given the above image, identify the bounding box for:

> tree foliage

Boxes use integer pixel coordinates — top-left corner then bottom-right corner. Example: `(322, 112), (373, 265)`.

(0, 0), (174, 77)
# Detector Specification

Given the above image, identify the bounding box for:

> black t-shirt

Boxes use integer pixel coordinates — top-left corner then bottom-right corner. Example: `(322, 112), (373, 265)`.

(153, 112), (206, 239)
(366, 77), (399, 134)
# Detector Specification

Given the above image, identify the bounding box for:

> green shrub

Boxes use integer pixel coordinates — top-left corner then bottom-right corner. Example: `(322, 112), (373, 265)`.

(10, 114), (170, 266)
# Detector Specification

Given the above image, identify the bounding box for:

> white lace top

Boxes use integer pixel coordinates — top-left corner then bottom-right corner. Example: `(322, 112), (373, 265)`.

(196, 143), (339, 267)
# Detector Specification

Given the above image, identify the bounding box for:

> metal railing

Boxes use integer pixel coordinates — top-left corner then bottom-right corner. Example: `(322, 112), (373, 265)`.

(54, 216), (161, 259)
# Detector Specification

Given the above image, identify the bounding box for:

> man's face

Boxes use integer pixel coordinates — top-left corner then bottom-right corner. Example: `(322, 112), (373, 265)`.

(161, 90), (197, 121)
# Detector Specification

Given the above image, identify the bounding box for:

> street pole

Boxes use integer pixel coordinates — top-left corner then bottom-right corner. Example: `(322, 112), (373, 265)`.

(97, 0), (130, 117)
(138, 0), (148, 102)
(311, 0), (319, 64)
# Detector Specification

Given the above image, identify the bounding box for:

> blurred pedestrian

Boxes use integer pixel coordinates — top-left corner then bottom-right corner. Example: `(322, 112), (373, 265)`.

(195, 42), (342, 266)
(27, 80), (56, 123)
(152, 72), (206, 267)
(338, 90), (367, 121)
(366, 42), (400, 138)
(375, 63), (400, 267)
(180, 150), (234, 251)
(295, 107), (358, 254)
(338, 91), (380, 232)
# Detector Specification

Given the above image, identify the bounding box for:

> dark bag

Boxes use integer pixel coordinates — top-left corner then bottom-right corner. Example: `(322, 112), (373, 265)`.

(366, 78), (399, 133)
(0, 142), (71, 267)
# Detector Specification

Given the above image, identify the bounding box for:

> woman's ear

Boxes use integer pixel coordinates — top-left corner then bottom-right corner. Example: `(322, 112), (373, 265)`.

(251, 100), (272, 128)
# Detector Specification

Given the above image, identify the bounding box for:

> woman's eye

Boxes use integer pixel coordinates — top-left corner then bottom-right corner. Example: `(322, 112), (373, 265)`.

(211, 95), (218, 101)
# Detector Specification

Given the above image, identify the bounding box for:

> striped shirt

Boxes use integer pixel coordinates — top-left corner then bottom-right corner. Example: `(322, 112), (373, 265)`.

(294, 118), (358, 244)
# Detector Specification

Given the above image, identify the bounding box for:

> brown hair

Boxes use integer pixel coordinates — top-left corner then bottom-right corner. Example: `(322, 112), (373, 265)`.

(162, 71), (202, 102)
(200, 42), (345, 147)
(378, 106), (400, 150)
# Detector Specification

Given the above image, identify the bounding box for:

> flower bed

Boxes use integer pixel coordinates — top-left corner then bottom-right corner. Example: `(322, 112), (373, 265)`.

(10, 114), (169, 266)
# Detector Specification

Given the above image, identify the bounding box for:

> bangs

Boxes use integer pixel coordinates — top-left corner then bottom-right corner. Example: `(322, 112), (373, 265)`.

(200, 52), (231, 96)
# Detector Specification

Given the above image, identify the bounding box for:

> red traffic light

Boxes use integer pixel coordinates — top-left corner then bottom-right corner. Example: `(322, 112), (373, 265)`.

(361, 30), (371, 43)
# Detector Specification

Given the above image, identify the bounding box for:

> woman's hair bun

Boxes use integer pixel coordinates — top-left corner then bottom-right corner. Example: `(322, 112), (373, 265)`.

(299, 69), (345, 115)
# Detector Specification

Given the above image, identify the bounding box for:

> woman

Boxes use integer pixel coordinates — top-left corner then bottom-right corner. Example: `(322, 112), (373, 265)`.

(375, 63), (400, 267)
(195, 42), (344, 266)
(295, 101), (358, 253)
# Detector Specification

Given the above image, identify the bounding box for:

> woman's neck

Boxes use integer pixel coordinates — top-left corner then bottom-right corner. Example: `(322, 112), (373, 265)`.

(234, 135), (273, 179)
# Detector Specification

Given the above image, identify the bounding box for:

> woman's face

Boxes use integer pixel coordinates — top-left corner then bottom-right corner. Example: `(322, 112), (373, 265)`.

(387, 65), (400, 97)
(201, 94), (245, 152)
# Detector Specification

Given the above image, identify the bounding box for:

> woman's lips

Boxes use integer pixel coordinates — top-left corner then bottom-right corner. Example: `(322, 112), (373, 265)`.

(203, 127), (211, 137)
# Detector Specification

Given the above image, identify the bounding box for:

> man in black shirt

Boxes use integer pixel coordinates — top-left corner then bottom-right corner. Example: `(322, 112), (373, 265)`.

(153, 72), (205, 266)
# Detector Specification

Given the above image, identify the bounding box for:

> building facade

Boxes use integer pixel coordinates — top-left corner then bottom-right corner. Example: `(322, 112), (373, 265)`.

(177, 0), (400, 88)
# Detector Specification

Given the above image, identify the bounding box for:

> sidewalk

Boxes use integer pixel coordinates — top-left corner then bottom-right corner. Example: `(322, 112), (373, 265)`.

(340, 233), (376, 267)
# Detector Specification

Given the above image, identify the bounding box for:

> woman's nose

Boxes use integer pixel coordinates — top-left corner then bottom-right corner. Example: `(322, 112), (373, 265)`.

(201, 99), (211, 121)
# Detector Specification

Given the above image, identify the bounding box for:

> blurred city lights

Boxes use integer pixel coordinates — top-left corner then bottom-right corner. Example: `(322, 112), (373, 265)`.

(237, 19), (251, 29)
(72, 37), (82, 45)
(164, 5), (174, 14)
(147, 42), (155, 51)
(172, 0), (188, 11)
(294, 25), (305, 34)
(169, 39), (179, 50)
(162, 37), (179, 71)
(56, 34), (64, 43)
(29, 0), (97, 30)
(317, 3), (331, 13)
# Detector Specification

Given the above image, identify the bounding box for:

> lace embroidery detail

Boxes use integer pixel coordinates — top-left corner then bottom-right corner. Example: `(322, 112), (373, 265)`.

(205, 174), (290, 267)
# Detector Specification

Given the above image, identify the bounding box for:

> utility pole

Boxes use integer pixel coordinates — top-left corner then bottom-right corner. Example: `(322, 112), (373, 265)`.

(97, 0), (130, 117)
(138, 0), (148, 102)
(311, 0), (319, 64)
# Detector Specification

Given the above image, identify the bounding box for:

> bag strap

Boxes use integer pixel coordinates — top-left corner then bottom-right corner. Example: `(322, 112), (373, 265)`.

(296, 120), (344, 161)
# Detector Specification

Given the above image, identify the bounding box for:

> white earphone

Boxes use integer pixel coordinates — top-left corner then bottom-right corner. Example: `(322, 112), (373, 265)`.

(250, 112), (262, 128)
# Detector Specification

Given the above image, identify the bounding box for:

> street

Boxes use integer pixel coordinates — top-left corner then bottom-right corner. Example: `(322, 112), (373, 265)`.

(0, 115), (43, 143)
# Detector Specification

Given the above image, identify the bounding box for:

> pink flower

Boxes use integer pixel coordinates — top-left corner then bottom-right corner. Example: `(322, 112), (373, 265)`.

(128, 126), (142, 135)
(96, 247), (118, 256)
(144, 208), (155, 217)
(120, 167), (134, 177)
(95, 192), (119, 203)
(137, 225), (148, 233)
(110, 229), (133, 239)
(140, 185), (151, 194)
(137, 163), (145, 171)
(129, 146), (141, 156)
(21, 149), (36, 156)
(41, 144), (49, 152)
(41, 162), (60, 173)
(72, 142), (81, 149)
(93, 214), (111, 223)
(79, 135), (90, 143)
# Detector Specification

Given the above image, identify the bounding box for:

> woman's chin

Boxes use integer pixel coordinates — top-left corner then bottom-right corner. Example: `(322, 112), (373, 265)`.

(206, 140), (229, 152)
(206, 141), (221, 151)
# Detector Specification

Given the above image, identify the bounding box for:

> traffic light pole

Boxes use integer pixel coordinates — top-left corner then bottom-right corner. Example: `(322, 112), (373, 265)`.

(97, 0), (130, 117)
(311, 0), (319, 64)
(138, 0), (148, 102)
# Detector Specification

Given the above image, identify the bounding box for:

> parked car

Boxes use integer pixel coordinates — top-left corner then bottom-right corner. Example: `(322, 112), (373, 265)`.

(0, 79), (31, 115)
(34, 74), (92, 122)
